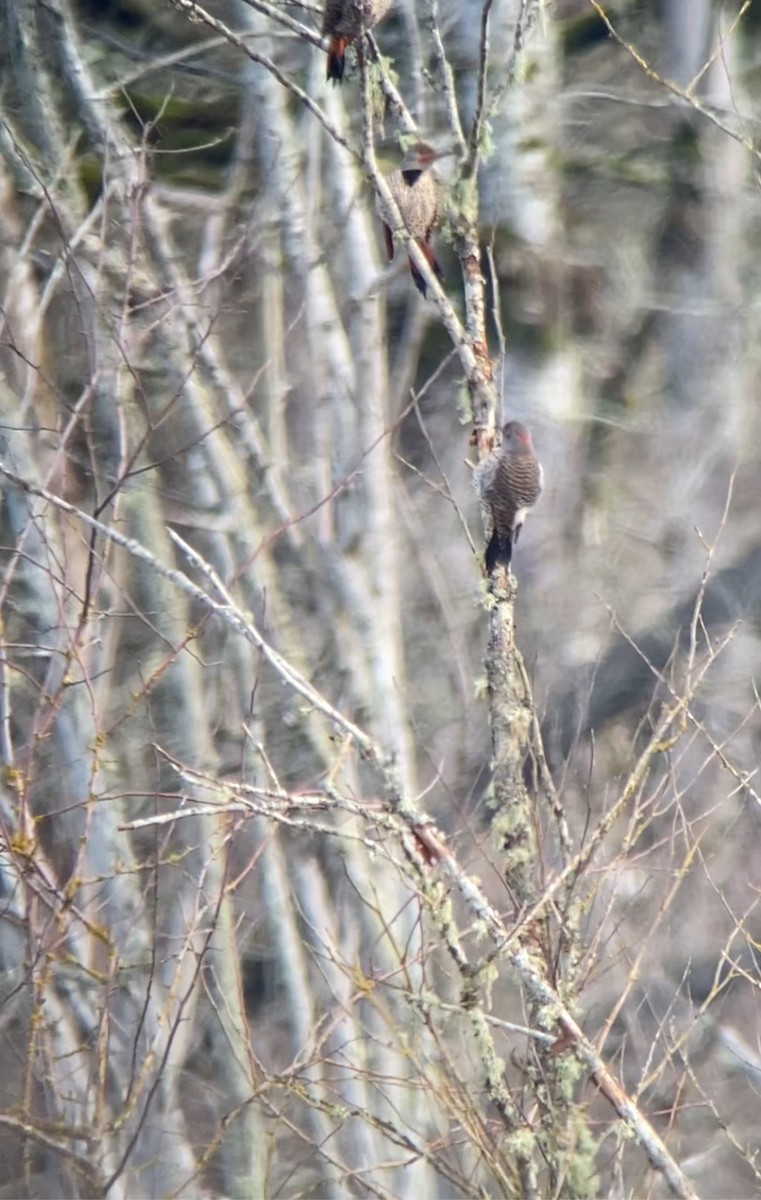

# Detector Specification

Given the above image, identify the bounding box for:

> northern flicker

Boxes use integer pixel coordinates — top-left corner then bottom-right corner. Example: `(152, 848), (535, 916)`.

(483, 421), (543, 574)
(322, 0), (394, 82)
(377, 142), (443, 298)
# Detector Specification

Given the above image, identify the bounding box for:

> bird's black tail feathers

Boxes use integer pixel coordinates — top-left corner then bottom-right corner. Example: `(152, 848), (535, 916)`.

(326, 37), (347, 82)
(409, 239), (444, 297)
(485, 530), (512, 575)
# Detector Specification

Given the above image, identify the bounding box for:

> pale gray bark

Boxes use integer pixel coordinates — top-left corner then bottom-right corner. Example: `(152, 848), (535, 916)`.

(0, 0), (758, 1197)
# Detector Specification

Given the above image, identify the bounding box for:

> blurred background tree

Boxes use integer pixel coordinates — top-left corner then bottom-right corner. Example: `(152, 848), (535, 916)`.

(0, 0), (759, 1196)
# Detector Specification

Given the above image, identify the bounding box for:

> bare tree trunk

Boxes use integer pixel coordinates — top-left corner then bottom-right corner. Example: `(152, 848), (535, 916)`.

(0, 0), (756, 1196)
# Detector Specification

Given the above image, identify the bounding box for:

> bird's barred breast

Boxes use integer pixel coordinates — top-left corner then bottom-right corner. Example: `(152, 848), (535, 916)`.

(496, 455), (543, 508)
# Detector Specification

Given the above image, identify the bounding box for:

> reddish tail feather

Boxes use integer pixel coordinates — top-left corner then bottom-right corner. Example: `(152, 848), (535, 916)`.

(409, 238), (443, 298)
(326, 36), (348, 82)
(383, 223), (394, 262)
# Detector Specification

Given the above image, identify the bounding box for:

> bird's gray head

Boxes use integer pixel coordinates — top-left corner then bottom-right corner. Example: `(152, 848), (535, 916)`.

(502, 421), (534, 451)
(400, 142), (439, 172)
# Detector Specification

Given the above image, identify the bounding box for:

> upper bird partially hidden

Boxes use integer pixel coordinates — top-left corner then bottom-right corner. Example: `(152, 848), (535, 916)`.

(322, 0), (394, 83)
(482, 421), (543, 575)
(376, 142), (443, 298)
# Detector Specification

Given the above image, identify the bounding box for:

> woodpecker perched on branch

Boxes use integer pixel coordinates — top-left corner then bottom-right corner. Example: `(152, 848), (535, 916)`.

(377, 142), (443, 298)
(321, 0), (393, 82)
(481, 421), (543, 574)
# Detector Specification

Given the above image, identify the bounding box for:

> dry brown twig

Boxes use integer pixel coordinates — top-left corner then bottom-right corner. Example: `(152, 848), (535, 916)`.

(0, 461), (701, 1197)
